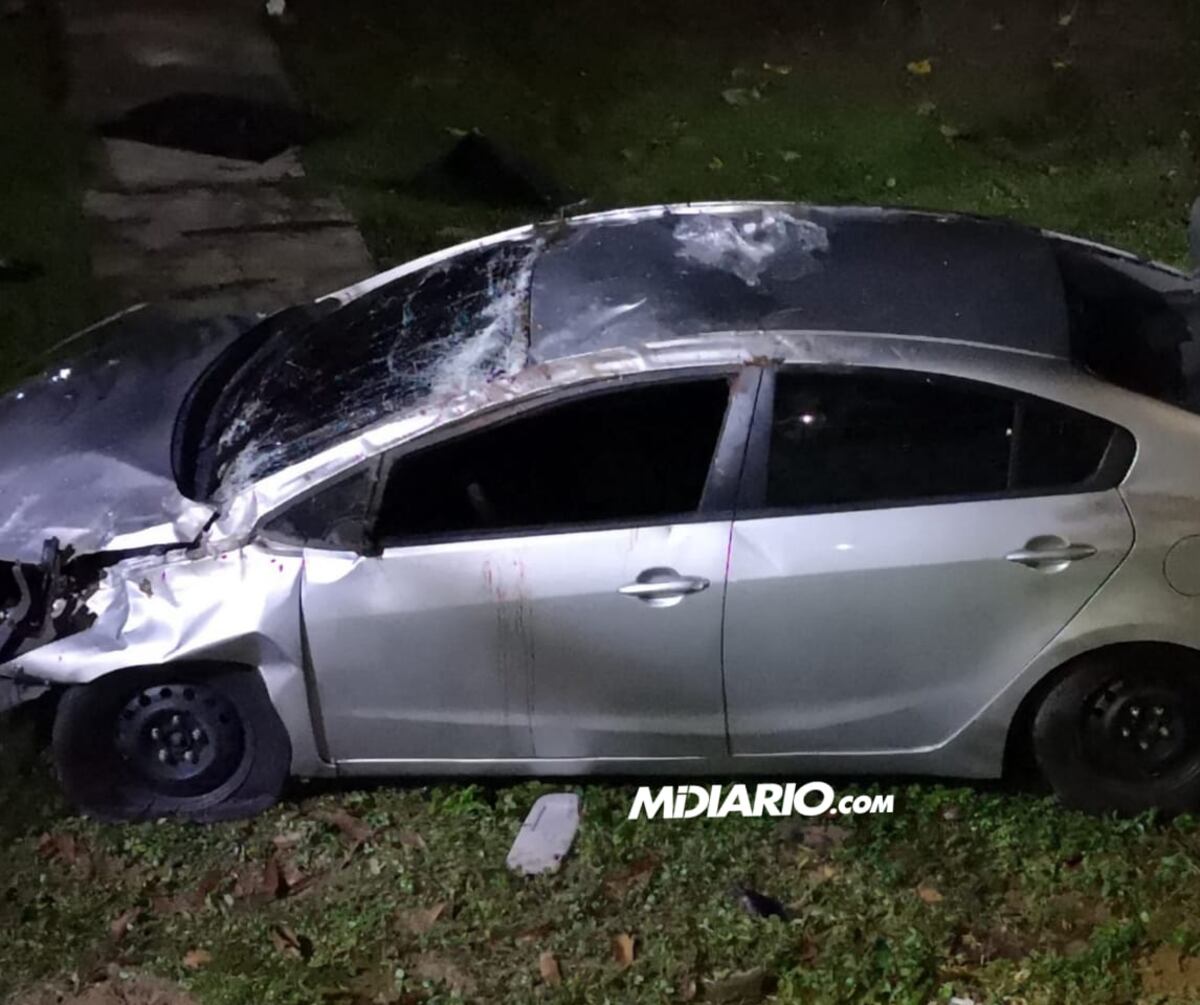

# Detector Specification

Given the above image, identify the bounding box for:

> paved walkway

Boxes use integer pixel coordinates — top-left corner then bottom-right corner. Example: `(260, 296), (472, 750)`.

(60, 0), (374, 317)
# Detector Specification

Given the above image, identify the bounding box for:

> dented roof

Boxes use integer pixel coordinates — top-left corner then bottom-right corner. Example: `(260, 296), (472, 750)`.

(193, 203), (1078, 495)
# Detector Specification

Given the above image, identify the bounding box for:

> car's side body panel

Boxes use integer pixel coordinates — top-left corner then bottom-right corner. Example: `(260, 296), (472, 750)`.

(304, 521), (733, 764)
(11, 327), (1200, 781)
(723, 491), (1134, 755)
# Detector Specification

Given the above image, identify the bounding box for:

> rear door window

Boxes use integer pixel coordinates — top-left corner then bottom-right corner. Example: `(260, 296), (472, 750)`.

(762, 369), (1132, 513)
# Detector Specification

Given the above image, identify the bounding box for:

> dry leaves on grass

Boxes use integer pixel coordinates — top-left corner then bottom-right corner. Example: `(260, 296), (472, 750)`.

(181, 949), (212, 970)
(36, 832), (96, 878)
(916, 884), (944, 904)
(1140, 945), (1200, 998)
(108, 908), (142, 942)
(611, 933), (636, 970)
(269, 925), (313, 961)
(537, 950), (562, 986)
(152, 869), (224, 917)
(603, 853), (659, 897)
(395, 902), (446, 936)
(411, 953), (476, 997)
(310, 807), (373, 847)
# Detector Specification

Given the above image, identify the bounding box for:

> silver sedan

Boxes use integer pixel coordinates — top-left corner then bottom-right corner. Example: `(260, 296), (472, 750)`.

(3, 202), (1199, 821)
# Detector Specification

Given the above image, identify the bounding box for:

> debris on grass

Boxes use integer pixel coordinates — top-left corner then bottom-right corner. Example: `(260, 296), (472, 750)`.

(611, 933), (636, 970)
(505, 792), (579, 876)
(538, 950), (562, 986)
(1140, 944), (1200, 998)
(731, 885), (788, 920)
(395, 901), (446, 936)
(181, 948), (212, 970)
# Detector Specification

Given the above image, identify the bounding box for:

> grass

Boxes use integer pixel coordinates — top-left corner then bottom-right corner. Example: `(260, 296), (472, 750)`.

(0, 3), (98, 384)
(6, 1), (1200, 1002)
(277, 0), (1200, 269)
(5, 773), (1200, 1003)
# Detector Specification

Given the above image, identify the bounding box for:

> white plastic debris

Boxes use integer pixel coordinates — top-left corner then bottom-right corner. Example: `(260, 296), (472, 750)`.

(265, 0), (286, 17)
(506, 793), (580, 876)
(948, 997), (977, 1005)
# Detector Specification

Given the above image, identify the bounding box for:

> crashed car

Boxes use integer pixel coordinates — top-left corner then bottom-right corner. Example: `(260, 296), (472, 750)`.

(3, 201), (1200, 821)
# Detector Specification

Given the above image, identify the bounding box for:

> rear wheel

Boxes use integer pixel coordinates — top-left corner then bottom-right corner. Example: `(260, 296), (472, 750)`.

(1032, 649), (1200, 814)
(53, 665), (291, 822)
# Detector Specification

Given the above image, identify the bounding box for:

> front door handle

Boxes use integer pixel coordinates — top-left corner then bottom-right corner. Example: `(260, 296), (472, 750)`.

(619, 568), (710, 607)
(1005, 536), (1097, 571)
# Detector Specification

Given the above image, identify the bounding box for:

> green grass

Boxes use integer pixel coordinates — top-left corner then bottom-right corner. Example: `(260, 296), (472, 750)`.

(277, 0), (1200, 270)
(0, 5), (98, 384)
(5, 777), (1200, 1004)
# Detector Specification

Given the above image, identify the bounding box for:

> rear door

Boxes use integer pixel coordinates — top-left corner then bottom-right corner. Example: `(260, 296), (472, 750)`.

(723, 366), (1136, 755)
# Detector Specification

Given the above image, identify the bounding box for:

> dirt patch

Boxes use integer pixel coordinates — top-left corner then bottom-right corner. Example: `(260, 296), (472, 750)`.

(1139, 945), (1200, 998)
(12, 972), (198, 1005)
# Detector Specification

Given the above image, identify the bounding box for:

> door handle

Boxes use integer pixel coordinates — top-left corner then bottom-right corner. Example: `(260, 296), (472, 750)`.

(1005, 538), (1097, 570)
(618, 568), (711, 606)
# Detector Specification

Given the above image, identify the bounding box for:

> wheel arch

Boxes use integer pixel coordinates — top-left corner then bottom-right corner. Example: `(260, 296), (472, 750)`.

(1003, 639), (1200, 779)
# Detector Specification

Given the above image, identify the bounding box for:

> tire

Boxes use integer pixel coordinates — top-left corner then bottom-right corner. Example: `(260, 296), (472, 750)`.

(1032, 648), (1200, 815)
(52, 664), (291, 823)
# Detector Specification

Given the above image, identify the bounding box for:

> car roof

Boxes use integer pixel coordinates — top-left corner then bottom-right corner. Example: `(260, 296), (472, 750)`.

(195, 202), (1179, 496)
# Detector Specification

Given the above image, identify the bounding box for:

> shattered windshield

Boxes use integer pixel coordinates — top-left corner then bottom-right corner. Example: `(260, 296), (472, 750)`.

(194, 238), (540, 497)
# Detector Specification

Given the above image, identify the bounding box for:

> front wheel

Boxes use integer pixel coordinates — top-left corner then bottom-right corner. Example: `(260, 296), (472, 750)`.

(1032, 649), (1200, 815)
(53, 665), (291, 822)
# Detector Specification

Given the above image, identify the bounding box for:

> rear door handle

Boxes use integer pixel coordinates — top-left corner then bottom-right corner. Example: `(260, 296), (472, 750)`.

(1005, 540), (1097, 570)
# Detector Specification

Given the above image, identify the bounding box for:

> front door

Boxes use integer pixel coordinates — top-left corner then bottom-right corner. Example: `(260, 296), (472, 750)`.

(301, 372), (751, 762)
(723, 366), (1136, 754)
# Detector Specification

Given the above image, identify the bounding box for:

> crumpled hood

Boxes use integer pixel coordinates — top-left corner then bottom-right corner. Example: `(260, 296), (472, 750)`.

(0, 306), (251, 563)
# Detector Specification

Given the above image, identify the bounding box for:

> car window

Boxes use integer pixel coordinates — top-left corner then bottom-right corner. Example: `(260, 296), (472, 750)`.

(373, 378), (731, 544)
(262, 467), (375, 550)
(764, 369), (1131, 512)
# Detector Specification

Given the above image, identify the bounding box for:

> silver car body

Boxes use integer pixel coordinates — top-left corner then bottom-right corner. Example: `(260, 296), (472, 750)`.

(4, 201), (1200, 783)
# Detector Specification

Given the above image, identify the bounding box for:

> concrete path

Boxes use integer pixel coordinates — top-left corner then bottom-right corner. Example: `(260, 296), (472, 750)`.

(60, 0), (375, 317)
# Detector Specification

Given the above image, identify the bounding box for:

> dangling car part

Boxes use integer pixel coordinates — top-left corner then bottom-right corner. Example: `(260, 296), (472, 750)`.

(3, 201), (1200, 822)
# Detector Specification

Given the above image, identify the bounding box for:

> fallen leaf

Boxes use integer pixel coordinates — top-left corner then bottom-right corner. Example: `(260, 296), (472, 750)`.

(1141, 944), (1200, 997)
(1058, 6), (1076, 27)
(906, 58), (933, 76)
(779, 150), (802, 163)
(37, 832), (79, 865)
(939, 123), (961, 140)
(270, 924), (313, 961)
(916, 100), (938, 117)
(538, 950), (562, 986)
(514, 922), (554, 943)
(272, 831), (303, 850)
(603, 853), (659, 897)
(398, 831), (426, 851)
(312, 808), (372, 847)
(678, 975), (698, 1001)
(708, 156), (725, 172)
(917, 884), (944, 904)
(396, 902), (446, 935)
(182, 948), (213, 970)
(411, 952), (476, 996)
(612, 933), (636, 970)
(109, 908), (142, 942)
